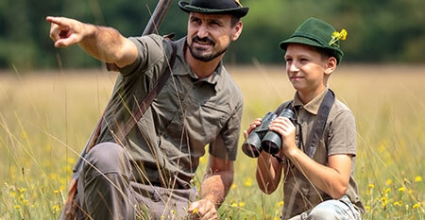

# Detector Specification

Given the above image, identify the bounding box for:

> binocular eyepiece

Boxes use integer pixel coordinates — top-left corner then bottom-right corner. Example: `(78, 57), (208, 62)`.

(242, 108), (295, 158)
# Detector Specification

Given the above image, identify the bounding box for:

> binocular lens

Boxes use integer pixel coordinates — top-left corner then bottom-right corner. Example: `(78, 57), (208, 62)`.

(242, 109), (294, 158)
(261, 140), (280, 155)
(241, 133), (262, 158)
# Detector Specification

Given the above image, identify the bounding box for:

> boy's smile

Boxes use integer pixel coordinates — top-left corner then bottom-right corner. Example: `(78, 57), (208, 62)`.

(285, 43), (336, 103)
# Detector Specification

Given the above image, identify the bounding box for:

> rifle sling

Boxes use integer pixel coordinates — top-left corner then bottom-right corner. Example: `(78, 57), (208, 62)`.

(72, 40), (178, 174)
(117, 41), (178, 143)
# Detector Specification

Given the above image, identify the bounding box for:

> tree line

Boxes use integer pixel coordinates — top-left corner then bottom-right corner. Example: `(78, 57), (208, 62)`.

(1, 0), (424, 71)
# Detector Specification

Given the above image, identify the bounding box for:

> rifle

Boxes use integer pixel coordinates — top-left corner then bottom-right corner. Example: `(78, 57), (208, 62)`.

(59, 1), (174, 219)
(107, 0), (174, 71)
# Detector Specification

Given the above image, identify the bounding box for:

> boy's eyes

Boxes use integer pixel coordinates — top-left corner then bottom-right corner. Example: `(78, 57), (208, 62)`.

(285, 58), (308, 62)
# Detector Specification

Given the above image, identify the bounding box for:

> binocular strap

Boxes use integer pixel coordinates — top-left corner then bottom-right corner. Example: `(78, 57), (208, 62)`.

(306, 89), (335, 158)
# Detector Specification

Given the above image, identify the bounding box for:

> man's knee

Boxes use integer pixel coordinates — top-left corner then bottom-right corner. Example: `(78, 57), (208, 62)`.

(84, 142), (131, 175)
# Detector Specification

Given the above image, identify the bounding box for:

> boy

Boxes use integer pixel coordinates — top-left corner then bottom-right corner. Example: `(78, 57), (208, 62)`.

(244, 17), (365, 219)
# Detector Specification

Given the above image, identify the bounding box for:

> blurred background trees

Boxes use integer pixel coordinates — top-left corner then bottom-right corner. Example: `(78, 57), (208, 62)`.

(0, 0), (424, 71)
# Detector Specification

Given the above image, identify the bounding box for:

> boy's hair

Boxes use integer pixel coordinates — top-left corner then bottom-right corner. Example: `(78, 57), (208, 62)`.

(317, 48), (336, 63)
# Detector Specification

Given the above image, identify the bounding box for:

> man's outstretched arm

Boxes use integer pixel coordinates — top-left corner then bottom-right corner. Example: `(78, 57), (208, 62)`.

(46, 16), (138, 68)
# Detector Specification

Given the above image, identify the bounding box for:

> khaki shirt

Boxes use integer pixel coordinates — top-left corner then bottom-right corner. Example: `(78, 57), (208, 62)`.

(275, 88), (364, 218)
(96, 35), (243, 189)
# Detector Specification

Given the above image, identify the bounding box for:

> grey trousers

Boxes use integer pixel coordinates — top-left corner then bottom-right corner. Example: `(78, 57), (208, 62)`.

(76, 142), (197, 220)
(287, 196), (362, 220)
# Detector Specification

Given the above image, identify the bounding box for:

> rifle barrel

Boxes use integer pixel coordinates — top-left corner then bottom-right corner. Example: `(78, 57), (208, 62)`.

(143, 0), (174, 36)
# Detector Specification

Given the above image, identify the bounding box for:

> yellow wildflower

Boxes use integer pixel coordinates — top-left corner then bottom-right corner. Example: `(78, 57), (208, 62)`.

(192, 207), (199, 214)
(52, 204), (61, 212)
(243, 177), (252, 187)
(329, 29), (348, 47)
(384, 187), (391, 194)
(393, 201), (403, 206)
(413, 203), (421, 209)
(365, 205), (371, 211)
(231, 183), (237, 190)
(398, 187), (406, 192)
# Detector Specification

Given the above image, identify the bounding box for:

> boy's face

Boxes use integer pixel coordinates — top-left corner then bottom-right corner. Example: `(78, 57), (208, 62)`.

(284, 43), (336, 96)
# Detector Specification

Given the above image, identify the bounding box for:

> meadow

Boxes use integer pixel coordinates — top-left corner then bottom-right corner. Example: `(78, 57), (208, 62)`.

(0, 64), (424, 219)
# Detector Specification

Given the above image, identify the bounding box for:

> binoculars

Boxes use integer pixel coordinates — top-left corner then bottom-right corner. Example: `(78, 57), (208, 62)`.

(242, 108), (295, 158)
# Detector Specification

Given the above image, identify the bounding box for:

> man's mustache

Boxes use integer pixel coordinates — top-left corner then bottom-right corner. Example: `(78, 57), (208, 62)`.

(192, 36), (215, 45)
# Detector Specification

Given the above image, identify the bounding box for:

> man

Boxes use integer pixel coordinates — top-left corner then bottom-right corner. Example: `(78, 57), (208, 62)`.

(47, 0), (249, 219)
(244, 17), (364, 219)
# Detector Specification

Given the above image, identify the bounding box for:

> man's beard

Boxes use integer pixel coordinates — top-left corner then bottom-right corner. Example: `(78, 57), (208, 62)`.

(188, 36), (228, 62)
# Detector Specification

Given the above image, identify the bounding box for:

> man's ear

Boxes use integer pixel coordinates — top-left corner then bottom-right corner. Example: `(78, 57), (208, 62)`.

(232, 21), (243, 41)
(324, 57), (337, 75)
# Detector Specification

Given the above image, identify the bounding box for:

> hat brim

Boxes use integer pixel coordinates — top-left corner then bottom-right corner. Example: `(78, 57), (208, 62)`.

(279, 37), (343, 63)
(179, 2), (249, 18)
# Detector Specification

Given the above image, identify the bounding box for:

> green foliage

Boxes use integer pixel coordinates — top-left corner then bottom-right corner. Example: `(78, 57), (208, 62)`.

(0, 0), (424, 70)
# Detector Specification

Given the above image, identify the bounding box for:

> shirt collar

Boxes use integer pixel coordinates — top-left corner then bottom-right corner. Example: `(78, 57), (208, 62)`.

(293, 87), (329, 115)
(172, 37), (221, 86)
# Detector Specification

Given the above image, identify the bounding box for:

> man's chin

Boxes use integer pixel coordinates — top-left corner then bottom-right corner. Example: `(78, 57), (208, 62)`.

(189, 46), (227, 62)
(190, 49), (215, 62)
(193, 54), (215, 62)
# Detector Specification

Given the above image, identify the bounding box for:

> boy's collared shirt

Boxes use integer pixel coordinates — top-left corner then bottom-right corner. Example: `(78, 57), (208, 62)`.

(275, 87), (364, 218)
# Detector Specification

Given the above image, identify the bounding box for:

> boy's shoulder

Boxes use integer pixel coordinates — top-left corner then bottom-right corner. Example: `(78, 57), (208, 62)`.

(274, 100), (293, 114)
(333, 98), (352, 112)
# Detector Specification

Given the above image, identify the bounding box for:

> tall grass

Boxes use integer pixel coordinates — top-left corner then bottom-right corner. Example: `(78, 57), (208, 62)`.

(0, 65), (424, 219)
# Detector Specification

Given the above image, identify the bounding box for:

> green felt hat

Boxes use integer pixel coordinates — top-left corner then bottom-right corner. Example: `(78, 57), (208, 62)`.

(179, 0), (249, 18)
(280, 17), (346, 64)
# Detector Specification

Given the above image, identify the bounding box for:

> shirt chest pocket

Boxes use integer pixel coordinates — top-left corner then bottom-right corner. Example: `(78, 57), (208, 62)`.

(165, 100), (230, 147)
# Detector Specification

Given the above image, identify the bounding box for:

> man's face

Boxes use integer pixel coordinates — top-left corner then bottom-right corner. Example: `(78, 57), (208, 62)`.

(187, 12), (242, 62)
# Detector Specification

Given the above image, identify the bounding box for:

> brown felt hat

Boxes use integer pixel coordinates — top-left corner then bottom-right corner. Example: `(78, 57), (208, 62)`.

(179, 0), (249, 18)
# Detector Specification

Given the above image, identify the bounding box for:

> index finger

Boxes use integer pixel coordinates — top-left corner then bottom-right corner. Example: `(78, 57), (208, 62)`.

(46, 16), (71, 27)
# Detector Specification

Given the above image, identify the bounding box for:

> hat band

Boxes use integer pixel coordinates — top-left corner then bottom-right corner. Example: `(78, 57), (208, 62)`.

(190, 0), (239, 10)
(291, 33), (329, 47)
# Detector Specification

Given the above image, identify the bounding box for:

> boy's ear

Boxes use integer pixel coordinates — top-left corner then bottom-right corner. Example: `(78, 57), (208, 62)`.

(324, 57), (337, 75)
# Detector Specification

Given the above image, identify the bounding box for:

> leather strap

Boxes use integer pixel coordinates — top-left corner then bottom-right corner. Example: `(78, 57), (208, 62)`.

(73, 39), (178, 174)
(116, 41), (178, 143)
(306, 89), (335, 158)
